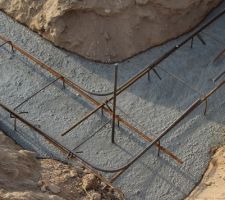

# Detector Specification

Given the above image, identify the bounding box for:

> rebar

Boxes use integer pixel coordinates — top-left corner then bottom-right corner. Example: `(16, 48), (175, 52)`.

(0, 40), (14, 52)
(0, 8), (224, 181)
(112, 64), (118, 143)
(213, 69), (225, 82)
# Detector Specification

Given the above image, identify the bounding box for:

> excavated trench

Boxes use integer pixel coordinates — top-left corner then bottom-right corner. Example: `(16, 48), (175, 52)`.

(0, 1), (225, 200)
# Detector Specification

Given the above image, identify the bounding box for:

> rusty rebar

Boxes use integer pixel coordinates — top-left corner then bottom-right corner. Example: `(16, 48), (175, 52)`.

(112, 64), (118, 143)
(0, 8), (224, 179)
(213, 48), (225, 63)
(213, 69), (225, 82)
(0, 40), (14, 52)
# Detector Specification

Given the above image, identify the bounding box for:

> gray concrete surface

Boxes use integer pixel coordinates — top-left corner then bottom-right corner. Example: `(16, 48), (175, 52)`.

(1, 2), (225, 200)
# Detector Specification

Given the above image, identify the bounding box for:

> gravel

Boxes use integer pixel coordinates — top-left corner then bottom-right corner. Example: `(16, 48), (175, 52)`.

(0, 2), (225, 200)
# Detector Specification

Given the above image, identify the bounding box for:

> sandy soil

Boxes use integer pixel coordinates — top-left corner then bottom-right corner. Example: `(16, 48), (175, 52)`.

(186, 145), (225, 200)
(0, 131), (124, 200)
(0, 0), (222, 63)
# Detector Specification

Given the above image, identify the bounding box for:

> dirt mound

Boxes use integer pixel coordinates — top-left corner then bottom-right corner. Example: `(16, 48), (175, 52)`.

(0, 132), (123, 200)
(185, 146), (225, 200)
(0, 0), (222, 63)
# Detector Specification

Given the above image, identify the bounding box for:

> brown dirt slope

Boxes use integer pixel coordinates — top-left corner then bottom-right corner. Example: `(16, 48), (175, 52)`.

(0, 131), (124, 200)
(186, 146), (225, 200)
(0, 0), (222, 63)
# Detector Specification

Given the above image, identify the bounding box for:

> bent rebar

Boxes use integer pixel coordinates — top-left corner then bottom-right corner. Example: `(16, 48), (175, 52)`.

(0, 40), (14, 52)
(1, 80), (224, 173)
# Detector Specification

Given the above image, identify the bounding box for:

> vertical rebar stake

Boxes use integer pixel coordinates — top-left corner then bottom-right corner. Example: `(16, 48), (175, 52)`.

(112, 63), (118, 143)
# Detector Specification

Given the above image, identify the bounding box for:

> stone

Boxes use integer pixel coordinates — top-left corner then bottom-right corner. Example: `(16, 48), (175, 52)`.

(38, 180), (44, 187)
(82, 174), (98, 190)
(0, 0), (222, 63)
(100, 182), (107, 189)
(69, 170), (78, 178)
(75, 166), (84, 174)
(47, 183), (61, 194)
(63, 174), (71, 180)
(62, 169), (69, 173)
(92, 192), (102, 200)
(205, 181), (213, 186)
(83, 169), (91, 174)
(0, 132), (122, 200)
(41, 185), (47, 192)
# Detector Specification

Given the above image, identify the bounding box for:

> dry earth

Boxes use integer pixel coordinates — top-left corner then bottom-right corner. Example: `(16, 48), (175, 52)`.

(0, 131), (124, 200)
(0, 0), (222, 63)
(2, 126), (224, 200)
(186, 146), (225, 200)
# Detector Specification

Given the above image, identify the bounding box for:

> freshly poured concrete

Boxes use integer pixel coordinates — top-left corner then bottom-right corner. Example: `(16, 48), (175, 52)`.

(0, 2), (225, 200)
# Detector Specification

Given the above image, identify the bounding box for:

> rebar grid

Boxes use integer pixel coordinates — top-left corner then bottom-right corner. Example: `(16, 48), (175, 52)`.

(0, 8), (225, 183)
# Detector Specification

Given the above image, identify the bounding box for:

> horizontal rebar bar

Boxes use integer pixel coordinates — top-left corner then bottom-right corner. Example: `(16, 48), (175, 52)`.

(213, 48), (225, 63)
(213, 69), (225, 82)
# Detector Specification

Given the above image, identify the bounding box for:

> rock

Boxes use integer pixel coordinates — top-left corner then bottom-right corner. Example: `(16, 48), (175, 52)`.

(22, 179), (36, 187)
(69, 170), (78, 178)
(41, 185), (47, 192)
(47, 183), (61, 194)
(49, 196), (65, 200)
(38, 180), (44, 187)
(0, 190), (66, 200)
(0, 132), (123, 200)
(63, 174), (71, 180)
(92, 192), (102, 200)
(82, 174), (98, 190)
(83, 169), (91, 174)
(19, 149), (36, 158)
(205, 181), (213, 186)
(0, 0), (222, 63)
(100, 182), (107, 189)
(108, 187), (114, 193)
(75, 166), (84, 174)
(62, 169), (69, 173)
